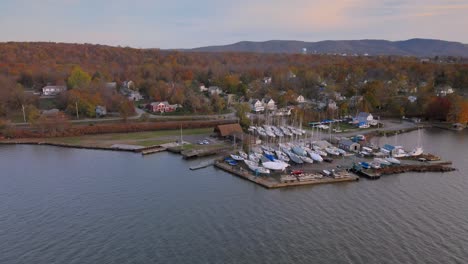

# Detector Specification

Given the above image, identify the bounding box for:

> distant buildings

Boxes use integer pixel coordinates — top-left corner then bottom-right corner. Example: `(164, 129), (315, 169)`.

(95, 105), (107, 117)
(296, 95), (306, 104)
(148, 101), (180, 113)
(127, 90), (143, 101)
(263, 77), (272, 84)
(249, 98), (277, 112)
(42, 85), (67, 96)
(250, 99), (265, 112)
(435, 85), (454, 97)
(338, 139), (361, 152)
(208, 86), (223, 96)
(354, 112), (374, 125)
(408, 96), (417, 103)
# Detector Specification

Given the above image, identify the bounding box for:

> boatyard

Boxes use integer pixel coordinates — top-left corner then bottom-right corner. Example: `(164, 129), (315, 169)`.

(203, 123), (456, 189)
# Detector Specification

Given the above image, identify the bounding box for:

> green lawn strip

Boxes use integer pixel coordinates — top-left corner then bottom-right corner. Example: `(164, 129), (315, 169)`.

(39, 128), (213, 147)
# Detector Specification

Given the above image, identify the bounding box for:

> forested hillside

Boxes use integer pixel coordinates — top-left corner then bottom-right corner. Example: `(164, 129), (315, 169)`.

(0, 42), (468, 127)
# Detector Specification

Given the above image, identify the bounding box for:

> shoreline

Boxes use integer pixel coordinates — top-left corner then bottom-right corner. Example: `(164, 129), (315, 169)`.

(0, 140), (161, 153)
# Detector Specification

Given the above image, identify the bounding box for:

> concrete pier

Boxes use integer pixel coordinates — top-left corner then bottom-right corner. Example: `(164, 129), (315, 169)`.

(214, 161), (359, 189)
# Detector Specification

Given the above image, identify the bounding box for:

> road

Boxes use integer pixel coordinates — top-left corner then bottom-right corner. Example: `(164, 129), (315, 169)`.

(12, 107), (237, 126)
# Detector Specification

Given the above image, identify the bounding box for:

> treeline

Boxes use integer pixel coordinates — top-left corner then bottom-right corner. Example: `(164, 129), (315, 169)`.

(1, 42), (468, 123)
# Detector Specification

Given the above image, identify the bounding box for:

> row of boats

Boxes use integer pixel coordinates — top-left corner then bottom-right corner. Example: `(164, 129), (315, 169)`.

(248, 125), (306, 138)
(227, 142), (349, 175)
(358, 157), (401, 170)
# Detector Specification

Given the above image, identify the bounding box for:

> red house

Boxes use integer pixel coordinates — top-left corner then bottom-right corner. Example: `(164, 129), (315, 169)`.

(148, 101), (178, 113)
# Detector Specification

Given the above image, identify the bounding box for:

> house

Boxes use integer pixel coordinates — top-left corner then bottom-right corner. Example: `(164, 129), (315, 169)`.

(354, 112), (373, 124)
(127, 91), (143, 101)
(328, 99), (338, 111)
(250, 99), (265, 112)
(339, 139), (360, 152)
(95, 105), (107, 117)
(199, 84), (208, 92)
(224, 94), (236, 106)
(263, 77), (272, 84)
(148, 101), (179, 113)
(42, 85), (67, 96)
(208, 86), (223, 96)
(334, 92), (346, 101)
(408, 96), (417, 103)
(435, 85), (454, 97)
(263, 98), (276, 110)
(296, 95), (306, 104)
(122, 80), (135, 90)
(214, 123), (243, 138)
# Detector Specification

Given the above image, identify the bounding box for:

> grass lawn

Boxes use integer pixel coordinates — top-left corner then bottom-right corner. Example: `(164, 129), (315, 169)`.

(42, 128), (213, 148)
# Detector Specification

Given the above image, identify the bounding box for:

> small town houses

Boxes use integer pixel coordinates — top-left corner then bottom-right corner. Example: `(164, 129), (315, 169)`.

(147, 101), (180, 113)
(249, 98), (277, 112)
(42, 85), (67, 96)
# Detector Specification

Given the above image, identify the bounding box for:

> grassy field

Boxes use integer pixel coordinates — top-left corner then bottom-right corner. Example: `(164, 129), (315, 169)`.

(40, 128), (214, 148)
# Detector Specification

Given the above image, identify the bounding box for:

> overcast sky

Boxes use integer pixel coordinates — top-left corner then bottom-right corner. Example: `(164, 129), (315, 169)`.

(0, 0), (467, 48)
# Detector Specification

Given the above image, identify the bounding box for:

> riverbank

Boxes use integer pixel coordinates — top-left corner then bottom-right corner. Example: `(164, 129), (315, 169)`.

(0, 127), (232, 156)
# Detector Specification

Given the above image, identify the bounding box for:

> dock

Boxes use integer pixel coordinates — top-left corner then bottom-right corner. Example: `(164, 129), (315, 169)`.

(181, 146), (232, 159)
(190, 160), (215, 170)
(214, 161), (359, 189)
(140, 146), (167, 155)
(350, 167), (381, 180)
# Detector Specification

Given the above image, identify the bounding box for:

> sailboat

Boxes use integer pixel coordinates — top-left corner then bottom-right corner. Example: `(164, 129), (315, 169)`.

(409, 128), (424, 156)
(238, 150), (248, 160)
(244, 160), (270, 174)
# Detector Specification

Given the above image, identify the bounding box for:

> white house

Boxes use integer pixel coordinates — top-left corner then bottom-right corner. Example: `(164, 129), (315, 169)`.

(250, 99), (265, 112)
(263, 98), (277, 110)
(123, 80), (135, 90)
(208, 86), (223, 96)
(436, 85), (454, 97)
(328, 99), (338, 111)
(199, 84), (208, 92)
(408, 96), (417, 103)
(354, 112), (374, 124)
(127, 91), (143, 101)
(42, 85), (67, 96)
(95, 105), (107, 117)
(263, 77), (272, 84)
(296, 95), (306, 104)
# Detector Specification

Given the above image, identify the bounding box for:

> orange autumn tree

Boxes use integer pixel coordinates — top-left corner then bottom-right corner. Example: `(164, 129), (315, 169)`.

(66, 89), (104, 118)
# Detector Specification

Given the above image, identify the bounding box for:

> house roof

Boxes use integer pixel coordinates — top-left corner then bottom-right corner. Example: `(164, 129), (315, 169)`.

(339, 139), (357, 147)
(214, 123), (243, 137)
(357, 112), (371, 118)
(42, 85), (66, 90)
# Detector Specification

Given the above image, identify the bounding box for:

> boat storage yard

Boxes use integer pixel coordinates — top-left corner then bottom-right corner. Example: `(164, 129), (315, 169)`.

(205, 125), (455, 189)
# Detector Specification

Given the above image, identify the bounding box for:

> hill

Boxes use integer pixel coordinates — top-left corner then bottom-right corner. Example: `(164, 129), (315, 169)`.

(190, 39), (468, 57)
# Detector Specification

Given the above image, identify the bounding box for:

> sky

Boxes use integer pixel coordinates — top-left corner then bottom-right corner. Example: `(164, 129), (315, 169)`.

(0, 0), (467, 49)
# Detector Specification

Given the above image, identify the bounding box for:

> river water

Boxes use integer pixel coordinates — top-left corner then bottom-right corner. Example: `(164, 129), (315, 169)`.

(1, 128), (467, 264)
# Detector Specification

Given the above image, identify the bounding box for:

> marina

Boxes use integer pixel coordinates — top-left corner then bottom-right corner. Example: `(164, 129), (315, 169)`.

(214, 161), (359, 189)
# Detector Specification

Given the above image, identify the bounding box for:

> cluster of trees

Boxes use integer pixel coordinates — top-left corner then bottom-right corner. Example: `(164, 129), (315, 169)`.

(1, 42), (468, 124)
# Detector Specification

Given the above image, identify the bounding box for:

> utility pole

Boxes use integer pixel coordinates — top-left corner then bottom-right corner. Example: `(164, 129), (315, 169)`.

(75, 102), (79, 119)
(21, 104), (26, 123)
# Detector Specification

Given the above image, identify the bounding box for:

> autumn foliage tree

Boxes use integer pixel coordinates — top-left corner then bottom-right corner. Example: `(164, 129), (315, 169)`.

(425, 97), (452, 121)
(67, 67), (91, 89)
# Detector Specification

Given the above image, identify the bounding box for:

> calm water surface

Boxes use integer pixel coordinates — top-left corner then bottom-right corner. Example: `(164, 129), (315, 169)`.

(1, 128), (467, 264)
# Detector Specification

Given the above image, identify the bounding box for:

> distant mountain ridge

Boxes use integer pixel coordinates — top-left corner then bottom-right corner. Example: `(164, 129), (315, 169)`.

(189, 39), (468, 57)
